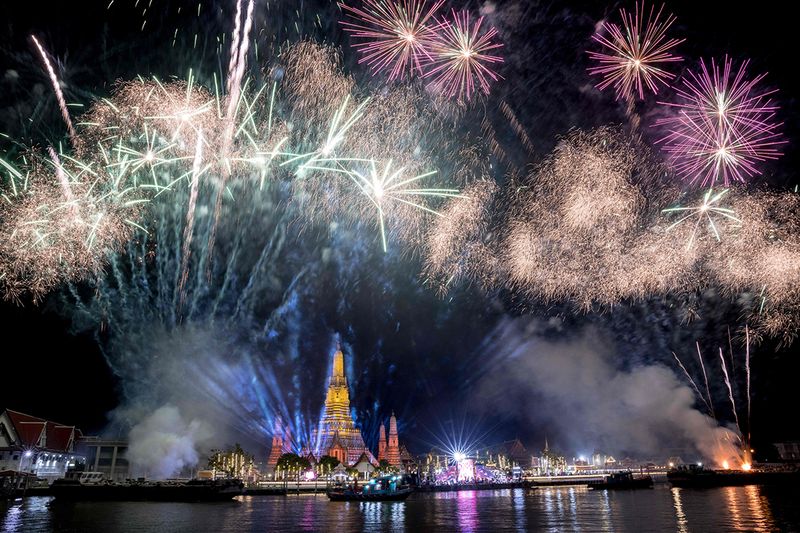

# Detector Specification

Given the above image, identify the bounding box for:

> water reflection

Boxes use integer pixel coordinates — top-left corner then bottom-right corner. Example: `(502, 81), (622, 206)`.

(1, 485), (796, 532)
(671, 487), (689, 533)
(1, 500), (23, 532)
(599, 487), (612, 532)
(300, 495), (316, 531)
(456, 490), (478, 532)
(722, 485), (775, 532)
(744, 485), (773, 531)
(512, 488), (526, 530)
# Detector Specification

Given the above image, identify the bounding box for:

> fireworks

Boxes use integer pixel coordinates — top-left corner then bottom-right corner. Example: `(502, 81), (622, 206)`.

(424, 10), (504, 101)
(339, 0), (444, 80)
(2, 0), (799, 353)
(31, 35), (78, 144)
(662, 189), (742, 250)
(427, 126), (800, 342)
(305, 158), (460, 252)
(0, 147), (147, 302)
(657, 57), (785, 187)
(588, 2), (683, 101)
(424, 180), (497, 291)
(1, 31), (467, 303)
(338, 2), (504, 101)
(673, 333), (754, 468)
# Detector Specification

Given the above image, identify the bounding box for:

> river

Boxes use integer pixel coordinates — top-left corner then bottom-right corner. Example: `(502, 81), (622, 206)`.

(3, 485), (799, 532)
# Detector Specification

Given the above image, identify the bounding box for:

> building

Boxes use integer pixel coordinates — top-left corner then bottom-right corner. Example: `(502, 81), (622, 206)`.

(774, 442), (800, 462)
(378, 425), (387, 462)
(475, 438), (531, 471)
(374, 412), (415, 471)
(78, 437), (130, 482)
(309, 347), (376, 466)
(265, 417), (292, 476)
(0, 408), (84, 482)
(352, 452), (377, 480)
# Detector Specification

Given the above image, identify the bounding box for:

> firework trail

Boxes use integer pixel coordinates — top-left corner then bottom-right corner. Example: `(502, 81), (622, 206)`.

(226, 0), (245, 94)
(745, 325), (751, 443)
(693, 342), (716, 420)
(208, 0), (255, 273)
(672, 350), (713, 415)
(31, 35), (77, 144)
(339, 0), (444, 81)
(718, 347), (741, 435)
(46, 145), (76, 209)
(657, 56), (786, 187)
(424, 9), (503, 101)
(178, 130), (206, 311)
(588, 1), (683, 101)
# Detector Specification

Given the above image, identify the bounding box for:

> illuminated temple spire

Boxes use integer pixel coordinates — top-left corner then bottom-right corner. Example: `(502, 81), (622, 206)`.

(387, 411), (400, 466)
(314, 344), (368, 465)
(378, 424), (387, 462)
(322, 347), (353, 426)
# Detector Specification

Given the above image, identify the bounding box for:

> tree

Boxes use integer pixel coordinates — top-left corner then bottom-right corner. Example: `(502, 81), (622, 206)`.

(318, 455), (340, 477)
(378, 459), (397, 473)
(276, 453), (311, 482)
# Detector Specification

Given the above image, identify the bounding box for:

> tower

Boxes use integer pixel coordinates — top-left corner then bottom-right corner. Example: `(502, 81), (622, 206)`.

(267, 417), (289, 469)
(387, 412), (400, 466)
(378, 424), (387, 462)
(313, 346), (368, 465)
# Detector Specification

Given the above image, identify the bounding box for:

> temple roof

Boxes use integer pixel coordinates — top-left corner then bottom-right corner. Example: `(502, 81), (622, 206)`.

(2, 408), (81, 452)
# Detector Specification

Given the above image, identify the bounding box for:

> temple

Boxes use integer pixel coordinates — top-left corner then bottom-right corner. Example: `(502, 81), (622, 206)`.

(265, 417), (292, 474)
(267, 345), (412, 470)
(308, 347), (376, 466)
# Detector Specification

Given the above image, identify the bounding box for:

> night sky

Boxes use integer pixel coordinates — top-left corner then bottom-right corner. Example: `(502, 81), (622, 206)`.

(1, 0), (798, 463)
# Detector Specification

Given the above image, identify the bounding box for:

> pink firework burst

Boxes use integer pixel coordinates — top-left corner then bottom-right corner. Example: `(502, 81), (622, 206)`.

(588, 2), (683, 101)
(339, 0), (444, 81)
(424, 9), (503, 101)
(657, 56), (786, 187)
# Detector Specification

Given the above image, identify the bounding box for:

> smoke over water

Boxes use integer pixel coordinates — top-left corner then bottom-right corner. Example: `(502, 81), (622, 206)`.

(126, 405), (212, 479)
(473, 318), (742, 466)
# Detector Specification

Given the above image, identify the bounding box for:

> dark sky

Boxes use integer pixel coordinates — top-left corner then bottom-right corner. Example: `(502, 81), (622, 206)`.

(1, 0), (798, 460)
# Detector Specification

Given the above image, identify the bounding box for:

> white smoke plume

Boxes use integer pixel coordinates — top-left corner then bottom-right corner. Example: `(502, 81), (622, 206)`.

(126, 405), (212, 479)
(474, 318), (742, 466)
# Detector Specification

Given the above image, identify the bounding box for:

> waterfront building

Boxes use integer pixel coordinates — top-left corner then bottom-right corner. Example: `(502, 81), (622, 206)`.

(78, 437), (130, 482)
(774, 442), (800, 462)
(352, 452), (377, 480)
(538, 439), (568, 475)
(0, 408), (84, 482)
(475, 438), (531, 471)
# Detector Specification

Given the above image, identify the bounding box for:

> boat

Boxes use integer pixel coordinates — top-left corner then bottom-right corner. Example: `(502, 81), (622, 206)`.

(326, 475), (413, 502)
(668, 464), (800, 488)
(50, 472), (244, 502)
(589, 471), (653, 490)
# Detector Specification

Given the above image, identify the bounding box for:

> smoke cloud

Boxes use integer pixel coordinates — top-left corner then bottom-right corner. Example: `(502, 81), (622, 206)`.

(474, 318), (741, 465)
(126, 405), (212, 479)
